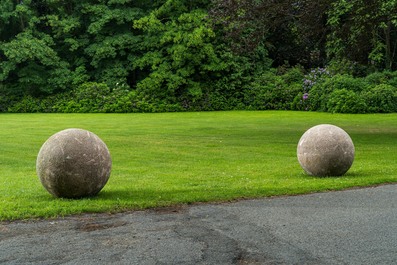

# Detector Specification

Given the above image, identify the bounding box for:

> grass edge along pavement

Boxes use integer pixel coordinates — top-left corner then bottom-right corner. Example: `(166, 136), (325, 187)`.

(1, 111), (397, 221)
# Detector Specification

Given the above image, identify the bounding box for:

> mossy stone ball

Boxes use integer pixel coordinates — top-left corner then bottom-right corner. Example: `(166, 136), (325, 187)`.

(36, 128), (112, 198)
(297, 124), (355, 177)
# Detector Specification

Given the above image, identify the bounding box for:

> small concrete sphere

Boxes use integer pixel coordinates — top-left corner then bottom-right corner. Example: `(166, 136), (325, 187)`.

(36, 128), (112, 198)
(297, 124), (355, 177)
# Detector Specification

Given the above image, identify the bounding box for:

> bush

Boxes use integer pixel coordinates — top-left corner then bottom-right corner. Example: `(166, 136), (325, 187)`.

(244, 71), (301, 110)
(52, 82), (157, 113)
(51, 82), (109, 113)
(327, 59), (374, 77)
(7, 95), (53, 113)
(363, 84), (397, 113)
(291, 92), (309, 111)
(365, 71), (397, 88)
(103, 88), (137, 113)
(4, 69), (397, 114)
(308, 74), (369, 111)
(281, 65), (305, 85)
(0, 95), (12, 113)
(74, 82), (110, 112)
(195, 90), (233, 111)
(326, 89), (367, 113)
(365, 71), (392, 85)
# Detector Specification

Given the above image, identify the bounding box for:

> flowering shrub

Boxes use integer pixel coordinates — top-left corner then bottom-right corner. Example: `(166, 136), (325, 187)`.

(302, 67), (331, 93)
(297, 67), (332, 110)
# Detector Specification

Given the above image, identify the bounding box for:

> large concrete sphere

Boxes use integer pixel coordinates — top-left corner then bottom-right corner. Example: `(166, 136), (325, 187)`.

(36, 128), (112, 198)
(297, 124), (354, 177)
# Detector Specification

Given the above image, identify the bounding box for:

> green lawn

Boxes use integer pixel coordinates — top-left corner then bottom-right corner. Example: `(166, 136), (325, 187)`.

(1, 111), (396, 221)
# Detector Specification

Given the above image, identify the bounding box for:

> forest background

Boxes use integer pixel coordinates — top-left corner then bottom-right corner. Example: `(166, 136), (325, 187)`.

(1, 0), (397, 113)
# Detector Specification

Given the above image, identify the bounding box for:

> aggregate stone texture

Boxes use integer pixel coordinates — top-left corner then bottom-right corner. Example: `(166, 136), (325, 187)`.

(297, 124), (355, 177)
(36, 128), (112, 198)
(1, 185), (396, 265)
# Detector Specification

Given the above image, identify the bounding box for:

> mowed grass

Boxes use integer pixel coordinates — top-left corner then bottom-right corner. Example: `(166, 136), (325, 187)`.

(1, 111), (397, 221)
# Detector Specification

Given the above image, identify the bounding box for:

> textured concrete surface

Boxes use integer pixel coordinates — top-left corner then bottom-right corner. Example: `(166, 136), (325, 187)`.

(297, 124), (355, 176)
(1, 184), (396, 265)
(36, 128), (112, 198)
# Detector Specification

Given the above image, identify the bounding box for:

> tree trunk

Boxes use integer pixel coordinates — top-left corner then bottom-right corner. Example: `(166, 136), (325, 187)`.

(384, 21), (392, 70)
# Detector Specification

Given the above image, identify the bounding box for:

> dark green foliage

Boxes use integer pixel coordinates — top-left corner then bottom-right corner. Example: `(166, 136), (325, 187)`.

(0, 31), (75, 95)
(53, 82), (110, 113)
(363, 84), (397, 113)
(102, 87), (138, 113)
(2, 1), (397, 114)
(79, 1), (146, 87)
(327, 59), (375, 77)
(326, 89), (367, 114)
(52, 82), (159, 113)
(7, 95), (46, 113)
(6, 82), (185, 113)
(301, 71), (397, 114)
(307, 74), (369, 112)
(280, 66), (305, 85)
(0, 0), (148, 97)
(365, 71), (393, 85)
(322, 74), (369, 93)
(244, 70), (302, 110)
(133, 5), (232, 108)
(209, 0), (332, 68)
(200, 91), (231, 111)
(365, 71), (397, 87)
(327, 0), (397, 70)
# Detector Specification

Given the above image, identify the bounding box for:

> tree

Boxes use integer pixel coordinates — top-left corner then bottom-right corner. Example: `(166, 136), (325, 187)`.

(327, 0), (397, 70)
(132, 0), (229, 107)
(0, 0), (78, 95)
(209, 0), (332, 68)
(0, 0), (151, 97)
(0, 0), (27, 41)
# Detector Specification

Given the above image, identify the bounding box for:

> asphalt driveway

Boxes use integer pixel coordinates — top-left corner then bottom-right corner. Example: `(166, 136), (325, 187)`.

(1, 184), (396, 264)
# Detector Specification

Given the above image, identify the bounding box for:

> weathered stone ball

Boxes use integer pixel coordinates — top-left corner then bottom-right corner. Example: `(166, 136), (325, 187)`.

(36, 128), (112, 198)
(297, 124), (355, 177)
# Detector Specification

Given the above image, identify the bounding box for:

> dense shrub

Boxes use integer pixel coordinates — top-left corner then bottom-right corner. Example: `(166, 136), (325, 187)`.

(327, 59), (375, 77)
(102, 89), (137, 113)
(363, 84), (397, 113)
(281, 66), (305, 85)
(307, 74), (369, 111)
(326, 89), (367, 113)
(244, 70), (301, 110)
(4, 69), (397, 114)
(8, 95), (46, 113)
(52, 82), (157, 113)
(365, 71), (392, 85)
(52, 98), (81, 113)
(51, 83), (109, 113)
(192, 90), (239, 111)
(291, 92), (309, 111)
(0, 95), (12, 113)
(365, 71), (397, 88)
(300, 67), (332, 111)
(7, 94), (66, 113)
